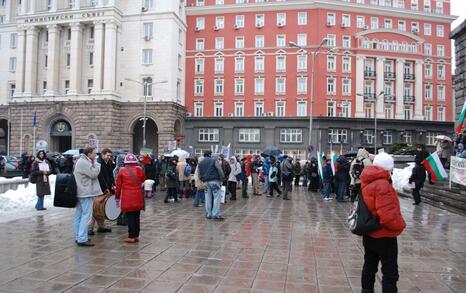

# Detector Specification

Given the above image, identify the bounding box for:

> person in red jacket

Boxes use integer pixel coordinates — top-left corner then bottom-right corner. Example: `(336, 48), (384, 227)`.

(360, 152), (406, 293)
(115, 153), (146, 243)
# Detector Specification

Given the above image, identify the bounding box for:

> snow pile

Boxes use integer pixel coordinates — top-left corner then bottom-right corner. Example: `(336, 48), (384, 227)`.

(392, 163), (414, 192)
(0, 175), (56, 213)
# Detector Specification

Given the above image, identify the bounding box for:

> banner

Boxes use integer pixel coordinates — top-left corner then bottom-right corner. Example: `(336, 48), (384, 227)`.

(221, 144), (231, 159)
(450, 156), (466, 187)
(167, 140), (177, 152)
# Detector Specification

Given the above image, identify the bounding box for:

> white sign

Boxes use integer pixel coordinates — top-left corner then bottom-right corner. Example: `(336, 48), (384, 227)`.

(38, 162), (50, 172)
(35, 140), (48, 152)
(450, 156), (466, 187)
(167, 140), (177, 152)
(88, 139), (99, 152)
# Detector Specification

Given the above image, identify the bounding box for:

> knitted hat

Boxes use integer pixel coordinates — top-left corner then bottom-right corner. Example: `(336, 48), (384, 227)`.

(373, 152), (394, 171)
(124, 153), (138, 164)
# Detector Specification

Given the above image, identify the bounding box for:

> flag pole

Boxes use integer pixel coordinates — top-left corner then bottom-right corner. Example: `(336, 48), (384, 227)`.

(19, 109), (23, 156)
(32, 111), (36, 154)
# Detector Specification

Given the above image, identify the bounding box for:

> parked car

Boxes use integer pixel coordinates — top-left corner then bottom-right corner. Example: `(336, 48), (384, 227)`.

(1, 156), (23, 178)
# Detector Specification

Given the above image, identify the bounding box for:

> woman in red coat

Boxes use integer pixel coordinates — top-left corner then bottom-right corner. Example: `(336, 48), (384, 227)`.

(360, 152), (406, 293)
(115, 153), (146, 243)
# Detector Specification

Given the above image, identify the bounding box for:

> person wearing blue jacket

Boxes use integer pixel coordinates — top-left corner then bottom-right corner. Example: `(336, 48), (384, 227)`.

(262, 157), (271, 195)
(267, 156), (282, 197)
(322, 158), (334, 201)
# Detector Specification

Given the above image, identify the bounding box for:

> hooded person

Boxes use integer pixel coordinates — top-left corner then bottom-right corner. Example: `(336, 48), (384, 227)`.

(360, 152), (406, 293)
(335, 155), (350, 202)
(308, 157), (320, 192)
(240, 155), (252, 198)
(280, 155), (294, 200)
(267, 156), (282, 197)
(227, 156), (242, 201)
(165, 156), (179, 203)
(456, 143), (466, 158)
(409, 158), (427, 205)
(251, 155), (263, 195)
(30, 150), (52, 210)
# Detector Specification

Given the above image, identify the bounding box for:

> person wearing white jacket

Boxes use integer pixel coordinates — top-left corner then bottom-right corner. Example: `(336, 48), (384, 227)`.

(227, 156), (242, 201)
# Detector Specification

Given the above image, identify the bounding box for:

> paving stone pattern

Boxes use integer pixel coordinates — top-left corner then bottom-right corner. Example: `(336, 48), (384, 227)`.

(0, 187), (465, 293)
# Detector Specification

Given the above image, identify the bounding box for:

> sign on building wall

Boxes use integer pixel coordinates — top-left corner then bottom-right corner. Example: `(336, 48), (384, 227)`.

(450, 156), (466, 187)
(167, 141), (177, 152)
(88, 139), (99, 152)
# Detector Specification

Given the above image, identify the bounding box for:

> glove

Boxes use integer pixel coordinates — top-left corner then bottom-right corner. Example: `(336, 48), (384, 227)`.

(115, 199), (120, 208)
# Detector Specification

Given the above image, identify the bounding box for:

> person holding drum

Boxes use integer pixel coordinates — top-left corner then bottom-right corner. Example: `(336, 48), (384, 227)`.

(73, 147), (102, 247)
(115, 153), (146, 243)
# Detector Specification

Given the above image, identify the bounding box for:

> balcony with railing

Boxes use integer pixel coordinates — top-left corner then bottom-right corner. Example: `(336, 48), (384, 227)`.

(404, 73), (415, 81)
(403, 95), (415, 103)
(363, 93), (377, 101)
(384, 72), (396, 79)
(364, 70), (376, 78)
(384, 94), (396, 102)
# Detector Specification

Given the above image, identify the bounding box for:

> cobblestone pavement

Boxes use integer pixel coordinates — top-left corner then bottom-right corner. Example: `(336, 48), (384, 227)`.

(0, 187), (465, 293)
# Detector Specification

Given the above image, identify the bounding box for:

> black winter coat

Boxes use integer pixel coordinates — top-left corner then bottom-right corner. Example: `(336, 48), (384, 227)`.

(98, 157), (115, 193)
(415, 150), (430, 163)
(410, 164), (427, 186)
(336, 162), (350, 182)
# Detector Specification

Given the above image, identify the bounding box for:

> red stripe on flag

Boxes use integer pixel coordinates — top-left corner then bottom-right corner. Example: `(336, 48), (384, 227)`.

(423, 159), (438, 182)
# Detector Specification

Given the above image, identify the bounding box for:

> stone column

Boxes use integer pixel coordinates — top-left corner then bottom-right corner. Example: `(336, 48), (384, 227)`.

(395, 59), (405, 119)
(23, 26), (39, 97)
(5, 0), (11, 22)
(92, 21), (104, 94)
(72, 0), (80, 9)
(49, 0), (57, 11)
(19, 0), (27, 15)
(44, 25), (60, 96)
(68, 23), (83, 95)
(103, 21), (117, 94)
(98, 0), (105, 7)
(14, 28), (27, 97)
(28, 0), (36, 14)
(376, 57), (385, 119)
(355, 55), (365, 118)
(414, 60), (424, 120)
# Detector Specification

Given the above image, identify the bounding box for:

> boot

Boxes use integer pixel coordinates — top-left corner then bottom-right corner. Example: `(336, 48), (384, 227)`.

(361, 289), (374, 293)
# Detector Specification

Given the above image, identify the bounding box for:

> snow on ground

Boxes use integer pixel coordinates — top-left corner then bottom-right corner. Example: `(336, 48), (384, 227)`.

(392, 163), (415, 192)
(0, 175), (59, 223)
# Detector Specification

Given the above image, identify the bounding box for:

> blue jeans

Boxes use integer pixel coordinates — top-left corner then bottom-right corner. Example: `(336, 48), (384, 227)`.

(302, 175), (308, 187)
(193, 189), (205, 206)
(263, 175), (269, 193)
(205, 181), (222, 218)
(35, 195), (44, 209)
(337, 181), (347, 201)
(74, 197), (93, 243)
(323, 182), (332, 199)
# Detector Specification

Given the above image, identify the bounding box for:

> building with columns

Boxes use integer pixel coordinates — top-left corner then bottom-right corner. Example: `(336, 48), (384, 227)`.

(0, 0), (186, 155)
(184, 0), (455, 156)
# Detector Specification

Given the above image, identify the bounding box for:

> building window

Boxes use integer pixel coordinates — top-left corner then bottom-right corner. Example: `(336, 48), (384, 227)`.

(327, 56), (336, 71)
(42, 81), (47, 94)
(383, 131), (393, 145)
(342, 79), (351, 96)
(384, 19), (392, 29)
(277, 13), (286, 26)
(255, 56), (264, 72)
(8, 57), (16, 72)
(214, 102), (224, 117)
(194, 102), (203, 117)
(276, 55), (286, 72)
(276, 101), (285, 117)
(215, 16), (224, 29)
(280, 129), (303, 143)
(196, 39), (204, 50)
(297, 54), (307, 71)
(88, 52), (93, 65)
(363, 130), (374, 145)
(195, 58), (204, 73)
(255, 14), (265, 27)
(143, 22), (153, 40)
(235, 78), (244, 95)
(385, 104), (393, 119)
(297, 77), (307, 94)
(255, 78), (264, 94)
(67, 28), (72, 40)
(235, 15), (245, 28)
(424, 43), (432, 55)
(215, 79), (224, 96)
(340, 102), (350, 117)
(327, 101), (336, 117)
(404, 105), (412, 120)
(437, 85), (445, 101)
(404, 131), (412, 144)
(298, 12), (307, 25)
(142, 49), (152, 64)
(437, 106), (445, 121)
(327, 78), (336, 94)
(425, 63), (432, 78)
(87, 79), (93, 94)
(275, 78), (286, 94)
(437, 64), (445, 80)
(297, 101), (307, 116)
(8, 83), (16, 97)
(327, 13), (336, 26)
(326, 34), (336, 47)
(64, 80), (70, 94)
(371, 17), (379, 29)
(215, 37), (224, 50)
(194, 79), (204, 96)
(195, 17), (205, 30)
(357, 16), (365, 28)
(342, 56), (351, 72)
(436, 25), (444, 37)
(328, 129), (348, 144)
(255, 101), (264, 116)
(10, 33), (17, 48)
(364, 102), (374, 118)
(239, 129), (260, 143)
(235, 102), (244, 117)
(424, 23), (432, 35)
(425, 84), (432, 100)
(235, 36), (244, 49)
(276, 35), (286, 47)
(342, 36), (351, 48)
(437, 45), (444, 57)
(424, 105), (432, 120)
(398, 20), (406, 31)
(215, 57), (224, 73)
(199, 128), (219, 142)
(297, 34), (307, 46)
(66, 53), (71, 66)
(255, 35), (264, 48)
(426, 132), (437, 145)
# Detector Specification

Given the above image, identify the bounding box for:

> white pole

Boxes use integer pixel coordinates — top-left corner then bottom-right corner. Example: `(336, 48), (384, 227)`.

(20, 109), (23, 155)
(32, 126), (36, 154)
(7, 108), (11, 156)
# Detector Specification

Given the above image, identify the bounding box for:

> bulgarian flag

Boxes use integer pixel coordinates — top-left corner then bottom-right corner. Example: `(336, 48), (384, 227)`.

(422, 152), (448, 182)
(455, 101), (466, 134)
(330, 152), (339, 176)
(317, 152), (324, 180)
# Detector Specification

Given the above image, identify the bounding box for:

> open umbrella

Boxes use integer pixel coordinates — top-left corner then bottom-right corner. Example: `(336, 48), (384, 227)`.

(170, 148), (190, 158)
(262, 146), (282, 157)
(435, 135), (452, 142)
(63, 149), (80, 156)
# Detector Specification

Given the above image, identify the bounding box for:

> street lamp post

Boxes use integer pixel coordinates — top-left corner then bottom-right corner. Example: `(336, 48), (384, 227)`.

(289, 39), (336, 156)
(357, 91), (384, 152)
(124, 78), (168, 149)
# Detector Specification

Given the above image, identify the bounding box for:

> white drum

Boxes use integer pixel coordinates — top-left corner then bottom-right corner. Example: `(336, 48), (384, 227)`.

(104, 195), (121, 221)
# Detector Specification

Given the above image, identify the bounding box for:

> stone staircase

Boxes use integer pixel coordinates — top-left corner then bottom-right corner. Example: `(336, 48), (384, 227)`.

(399, 180), (466, 215)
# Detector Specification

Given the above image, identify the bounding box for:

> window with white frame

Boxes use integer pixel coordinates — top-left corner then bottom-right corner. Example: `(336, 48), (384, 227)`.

(342, 56), (351, 72)
(298, 54), (307, 71)
(195, 58), (204, 74)
(371, 17), (379, 29)
(384, 19), (392, 29)
(235, 36), (244, 49)
(255, 78), (264, 94)
(255, 101), (264, 116)
(276, 77), (286, 94)
(276, 35), (286, 47)
(199, 128), (219, 142)
(404, 131), (412, 144)
(235, 102), (244, 116)
(411, 22), (419, 34)
(142, 77), (152, 96)
(404, 105), (412, 120)
(235, 57), (244, 73)
(215, 16), (224, 29)
(8, 57), (16, 72)
(328, 129), (348, 143)
(235, 78), (244, 95)
(255, 35), (264, 48)
(424, 23), (431, 35)
(436, 25), (444, 37)
(214, 102), (224, 117)
(10, 33), (17, 48)
(437, 64), (445, 80)
(385, 104), (394, 119)
(196, 17), (205, 30)
(194, 102), (204, 117)
(424, 105), (432, 120)
(326, 34), (336, 47)
(297, 101), (307, 116)
(425, 84), (432, 100)
(437, 85), (445, 101)
(327, 13), (336, 26)
(327, 101), (336, 116)
(215, 79), (224, 95)
(64, 80), (70, 94)
(297, 77), (307, 93)
(196, 39), (204, 50)
(255, 56), (264, 72)
(297, 34), (307, 46)
(365, 102), (374, 118)
(327, 78), (336, 94)
(426, 132), (437, 145)
(276, 101), (285, 117)
(215, 37), (224, 50)
(195, 0), (204, 6)
(342, 79), (351, 95)
(214, 57), (224, 73)
(277, 13), (286, 26)
(425, 63), (432, 78)
(424, 43), (432, 55)
(8, 83), (15, 97)
(255, 14), (265, 27)
(411, 0), (418, 10)
(436, 1), (443, 13)
(363, 130), (374, 144)
(424, 0), (431, 12)
(235, 15), (245, 27)
(342, 14), (351, 27)
(194, 79), (204, 96)
(143, 23), (153, 39)
(239, 129), (260, 142)
(276, 55), (286, 72)
(398, 20), (406, 31)
(383, 131), (393, 145)
(341, 102), (350, 117)
(342, 36), (351, 48)
(298, 12), (307, 25)
(327, 55), (336, 71)
(437, 45), (444, 57)
(357, 16), (365, 28)
(280, 129), (303, 143)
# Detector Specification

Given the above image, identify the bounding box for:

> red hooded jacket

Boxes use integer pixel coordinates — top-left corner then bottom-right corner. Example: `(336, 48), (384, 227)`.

(361, 165), (406, 238)
(115, 165), (146, 212)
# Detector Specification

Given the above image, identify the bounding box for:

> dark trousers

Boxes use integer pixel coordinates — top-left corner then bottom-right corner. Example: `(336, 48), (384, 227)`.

(294, 175), (300, 186)
(282, 180), (292, 199)
(362, 236), (399, 293)
(165, 187), (178, 202)
(351, 184), (361, 202)
(227, 181), (237, 200)
(412, 183), (423, 204)
(241, 177), (248, 197)
(126, 211), (140, 238)
(269, 181), (281, 196)
(337, 181), (347, 201)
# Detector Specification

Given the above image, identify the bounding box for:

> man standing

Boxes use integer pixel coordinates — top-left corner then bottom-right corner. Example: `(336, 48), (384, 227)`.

(176, 158), (190, 198)
(219, 154), (231, 197)
(293, 159), (302, 187)
(74, 147), (102, 247)
(198, 150), (225, 220)
(251, 155), (262, 195)
(322, 157), (334, 201)
(280, 156), (293, 200)
(88, 148), (114, 235)
(240, 156), (251, 198)
(157, 155), (168, 191)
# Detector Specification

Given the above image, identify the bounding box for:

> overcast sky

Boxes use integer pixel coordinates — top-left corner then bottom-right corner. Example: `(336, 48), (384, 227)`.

(451, 0), (466, 30)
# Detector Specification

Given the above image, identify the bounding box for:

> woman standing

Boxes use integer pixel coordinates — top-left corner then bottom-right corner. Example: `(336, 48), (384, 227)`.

(115, 153), (146, 243)
(31, 150), (52, 210)
(227, 156), (241, 201)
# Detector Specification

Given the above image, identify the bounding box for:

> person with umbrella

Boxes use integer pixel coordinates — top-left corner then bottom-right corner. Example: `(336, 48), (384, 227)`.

(251, 155), (263, 195)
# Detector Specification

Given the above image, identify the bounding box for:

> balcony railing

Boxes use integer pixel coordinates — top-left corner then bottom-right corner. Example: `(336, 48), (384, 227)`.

(404, 95), (415, 103)
(384, 72), (396, 79)
(384, 94), (396, 102)
(363, 93), (377, 101)
(404, 73), (415, 80)
(364, 70), (376, 78)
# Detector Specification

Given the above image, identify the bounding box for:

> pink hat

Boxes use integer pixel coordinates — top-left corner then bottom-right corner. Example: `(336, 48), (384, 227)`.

(124, 153), (138, 164)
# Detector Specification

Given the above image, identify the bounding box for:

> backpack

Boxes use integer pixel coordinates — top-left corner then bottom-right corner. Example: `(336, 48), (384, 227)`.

(348, 191), (381, 236)
(53, 173), (77, 208)
(352, 161), (364, 179)
(183, 164), (192, 177)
